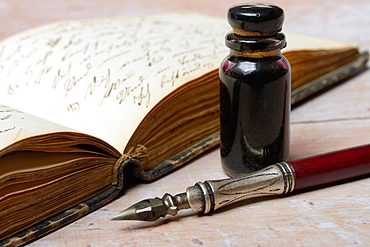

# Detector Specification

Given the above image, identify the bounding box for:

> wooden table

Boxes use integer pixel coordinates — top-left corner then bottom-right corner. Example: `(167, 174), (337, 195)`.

(1, 0), (369, 246)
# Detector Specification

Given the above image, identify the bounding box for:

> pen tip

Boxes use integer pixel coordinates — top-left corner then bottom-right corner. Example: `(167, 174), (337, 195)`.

(110, 205), (139, 221)
(110, 198), (167, 221)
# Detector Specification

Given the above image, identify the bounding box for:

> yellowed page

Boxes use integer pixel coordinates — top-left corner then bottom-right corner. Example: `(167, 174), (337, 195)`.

(284, 31), (357, 52)
(0, 13), (228, 154)
(0, 104), (77, 154)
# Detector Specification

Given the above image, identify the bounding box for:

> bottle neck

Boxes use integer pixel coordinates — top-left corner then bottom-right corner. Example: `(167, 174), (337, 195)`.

(230, 49), (281, 58)
(225, 32), (286, 54)
(232, 28), (273, 37)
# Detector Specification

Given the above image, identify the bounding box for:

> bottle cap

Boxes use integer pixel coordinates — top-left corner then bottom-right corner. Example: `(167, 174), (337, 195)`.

(228, 3), (284, 35)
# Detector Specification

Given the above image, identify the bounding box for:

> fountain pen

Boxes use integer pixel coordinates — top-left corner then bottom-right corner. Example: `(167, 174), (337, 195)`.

(111, 144), (370, 221)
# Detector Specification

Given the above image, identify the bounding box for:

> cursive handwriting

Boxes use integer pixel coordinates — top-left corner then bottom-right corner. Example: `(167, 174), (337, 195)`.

(0, 105), (16, 135)
(67, 102), (80, 113)
(0, 127), (15, 134)
(115, 75), (150, 107)
(0, 13), (228, 117)
(161, 70), (179, 88)
(133, 83), (151, 108)
(0, 114), (11, 120)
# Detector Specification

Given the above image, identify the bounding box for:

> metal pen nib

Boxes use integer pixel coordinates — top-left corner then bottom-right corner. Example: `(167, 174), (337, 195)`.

(111, 193), (190, 221)
(111, 162), (295, 221)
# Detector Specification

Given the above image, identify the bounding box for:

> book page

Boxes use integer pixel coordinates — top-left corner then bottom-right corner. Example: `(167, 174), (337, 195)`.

(284, 31), (357, 52)
(0, 13), (229, 153)
(0, 104), (76, 153)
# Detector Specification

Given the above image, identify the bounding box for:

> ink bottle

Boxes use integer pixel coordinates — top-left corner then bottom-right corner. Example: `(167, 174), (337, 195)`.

(219, 3), (291, 177)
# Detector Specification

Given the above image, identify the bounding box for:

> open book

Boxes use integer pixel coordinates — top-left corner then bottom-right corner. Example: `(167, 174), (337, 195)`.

(0, 12), (367, 245)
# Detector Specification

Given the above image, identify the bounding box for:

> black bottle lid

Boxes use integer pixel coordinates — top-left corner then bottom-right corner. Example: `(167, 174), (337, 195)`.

(228, 3), (284, 35)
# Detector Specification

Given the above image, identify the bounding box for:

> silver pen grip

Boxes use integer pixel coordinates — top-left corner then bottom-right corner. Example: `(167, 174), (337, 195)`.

(186, 163), (295, 213)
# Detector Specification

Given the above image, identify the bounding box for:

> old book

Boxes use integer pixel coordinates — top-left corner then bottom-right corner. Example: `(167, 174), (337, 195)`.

(0, 12), (367, 246)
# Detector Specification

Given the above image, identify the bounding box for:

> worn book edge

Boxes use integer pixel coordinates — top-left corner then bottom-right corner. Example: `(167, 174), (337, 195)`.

(291, 51), (369, 105)
(0, 161), (127, 247)
(0, 132), (220, 247)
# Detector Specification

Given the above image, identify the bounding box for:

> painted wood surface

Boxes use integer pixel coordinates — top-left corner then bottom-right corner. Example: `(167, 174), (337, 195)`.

(1, 0), (369, 246)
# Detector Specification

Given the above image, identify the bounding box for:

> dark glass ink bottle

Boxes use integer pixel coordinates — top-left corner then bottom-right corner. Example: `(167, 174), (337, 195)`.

(219, 3), (291, 177)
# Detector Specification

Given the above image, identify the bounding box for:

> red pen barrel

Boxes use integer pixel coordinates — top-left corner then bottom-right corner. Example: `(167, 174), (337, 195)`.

(289, 144), (370, 190)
